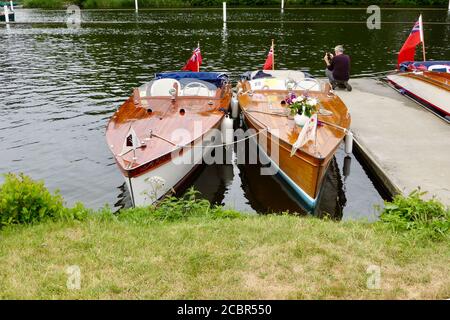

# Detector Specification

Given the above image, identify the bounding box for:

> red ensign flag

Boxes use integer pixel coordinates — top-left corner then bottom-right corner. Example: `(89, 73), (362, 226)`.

(263, 45), (274, 70)
(398, 15), (424, 66)
(182, 47), (202, 72)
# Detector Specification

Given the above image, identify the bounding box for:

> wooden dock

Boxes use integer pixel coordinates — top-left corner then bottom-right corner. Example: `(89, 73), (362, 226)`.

(334, 78), (450, 205)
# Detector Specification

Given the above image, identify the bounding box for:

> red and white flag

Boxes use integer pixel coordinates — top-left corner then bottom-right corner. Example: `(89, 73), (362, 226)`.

(182, 46), (202, 72)
(397, 15), (425, 66)
(263, 44), (274, 70)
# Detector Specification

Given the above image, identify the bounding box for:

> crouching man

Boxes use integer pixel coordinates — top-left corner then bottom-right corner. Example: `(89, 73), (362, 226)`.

(324, 45), (352, 91)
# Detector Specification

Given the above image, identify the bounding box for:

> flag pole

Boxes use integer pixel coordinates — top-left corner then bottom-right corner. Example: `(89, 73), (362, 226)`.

(197, 42), (200, 72)
(272, 39), (275, 71)
(419, 14), (426, 61)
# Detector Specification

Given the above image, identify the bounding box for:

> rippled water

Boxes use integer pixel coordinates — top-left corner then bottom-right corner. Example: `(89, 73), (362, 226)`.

(1, 8), (449, 219)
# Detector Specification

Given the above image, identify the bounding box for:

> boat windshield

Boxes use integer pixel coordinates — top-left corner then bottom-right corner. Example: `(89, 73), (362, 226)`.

(246, 70), (324, 92)
(138, 78), (217, 98)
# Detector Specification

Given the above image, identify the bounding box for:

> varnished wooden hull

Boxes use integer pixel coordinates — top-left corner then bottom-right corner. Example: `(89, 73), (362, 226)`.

(106, 73), (232, 206)
(387, 71), (450, 121)
(243, 113), (337, 208)
(237, 77), (351, 209)
(124, 122), (222, 206)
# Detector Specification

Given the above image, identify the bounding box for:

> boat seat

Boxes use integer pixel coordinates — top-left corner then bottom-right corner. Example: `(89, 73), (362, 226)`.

(139, 83), (151, 97)
(150, 78), (181, 97)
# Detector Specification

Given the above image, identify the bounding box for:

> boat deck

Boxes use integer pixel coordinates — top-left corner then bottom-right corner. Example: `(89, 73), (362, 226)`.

(333, 78), (450, 205)
(239, 90), (350, 159)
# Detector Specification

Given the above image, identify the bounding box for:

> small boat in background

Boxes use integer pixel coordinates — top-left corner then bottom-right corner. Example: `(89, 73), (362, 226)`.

(106, 71), (232, 207)
(237, 70), (351, 209)
(0, 2), (15, 22)
(387, 61), (450, 122)
(388, 15), (450, 122)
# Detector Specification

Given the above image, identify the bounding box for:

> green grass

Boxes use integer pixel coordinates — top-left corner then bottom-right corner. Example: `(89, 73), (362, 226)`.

(0, 214), (449, 299)
(0, 174), (448, 299)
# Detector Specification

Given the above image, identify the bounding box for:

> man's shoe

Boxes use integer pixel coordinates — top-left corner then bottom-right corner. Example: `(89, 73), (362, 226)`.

(344, 82), (352, 92)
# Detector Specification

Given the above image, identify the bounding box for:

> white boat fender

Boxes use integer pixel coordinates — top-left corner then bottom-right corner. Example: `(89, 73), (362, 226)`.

(221, 115), (234, 145)
(345, 130), (353, 154)
(231, 94), (239, 118)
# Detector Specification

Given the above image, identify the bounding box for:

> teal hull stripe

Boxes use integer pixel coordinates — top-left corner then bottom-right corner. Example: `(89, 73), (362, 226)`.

(257, 140), (317, 209)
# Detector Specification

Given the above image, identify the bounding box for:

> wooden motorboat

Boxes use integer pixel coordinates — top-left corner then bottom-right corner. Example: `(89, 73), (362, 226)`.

(237, 70), (351, 209)
(106, 72), (232, 207)
(387, 61), (450, 122)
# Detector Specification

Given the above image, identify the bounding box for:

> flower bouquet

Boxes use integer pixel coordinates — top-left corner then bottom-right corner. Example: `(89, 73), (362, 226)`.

(284, 93), (319, 127)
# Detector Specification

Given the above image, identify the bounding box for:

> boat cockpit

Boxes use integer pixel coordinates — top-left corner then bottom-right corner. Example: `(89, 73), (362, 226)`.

(241, 70), (324, 92)
(138, 72), (229, 98)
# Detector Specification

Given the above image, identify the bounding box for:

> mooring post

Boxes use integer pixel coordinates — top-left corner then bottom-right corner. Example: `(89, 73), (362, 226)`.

(281, 0), (284, 11)
(4, 5), (9, 23)
(223, 2), (226, 23)
(135, 0), (138, 12)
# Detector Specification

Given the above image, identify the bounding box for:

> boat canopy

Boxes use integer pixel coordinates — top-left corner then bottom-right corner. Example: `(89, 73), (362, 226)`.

(400, 61), (450, 73)
(154, 72), (229, 87)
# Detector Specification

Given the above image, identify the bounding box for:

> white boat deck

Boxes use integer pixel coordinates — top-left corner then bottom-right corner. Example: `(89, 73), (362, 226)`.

(333, 78), (450, 205)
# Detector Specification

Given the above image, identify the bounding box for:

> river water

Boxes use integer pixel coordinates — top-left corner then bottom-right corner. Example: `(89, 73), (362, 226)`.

(1, 8), (449, 220)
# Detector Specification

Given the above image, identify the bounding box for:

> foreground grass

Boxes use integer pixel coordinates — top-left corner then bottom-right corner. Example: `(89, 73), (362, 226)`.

(1, 214), (449, 299)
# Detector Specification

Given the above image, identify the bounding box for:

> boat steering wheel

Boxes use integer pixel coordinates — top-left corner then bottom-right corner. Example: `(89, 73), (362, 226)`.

(285, 79), (297, 90)
(183, 82), (210, 96)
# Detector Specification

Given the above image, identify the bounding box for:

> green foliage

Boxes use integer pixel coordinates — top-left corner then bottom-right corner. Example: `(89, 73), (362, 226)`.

(23, 0), (71, 9)
(120, 187), (243, 222)
(0, 173), (241, 228)
(379, 189), (450, 241)
(22, 0), (450, 9)
(0, 173), (88, 227)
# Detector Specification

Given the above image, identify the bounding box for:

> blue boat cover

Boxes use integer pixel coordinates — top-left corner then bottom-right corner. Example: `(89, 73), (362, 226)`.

(154, 72), (229, 87)
(400, 61), (450, 73)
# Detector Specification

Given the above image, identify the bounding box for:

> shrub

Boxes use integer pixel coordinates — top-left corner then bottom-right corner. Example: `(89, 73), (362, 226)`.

(379, 189), (450, 241)
(0, 173), (88, 227)
(22, 0), (71, 9)
(119, 187), (243, 222)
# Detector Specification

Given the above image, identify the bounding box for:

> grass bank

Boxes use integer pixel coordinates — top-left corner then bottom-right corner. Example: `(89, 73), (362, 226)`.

(1, 213), (449, 299)
(0, 173), (449, 299)
(21, 0), (450, 9)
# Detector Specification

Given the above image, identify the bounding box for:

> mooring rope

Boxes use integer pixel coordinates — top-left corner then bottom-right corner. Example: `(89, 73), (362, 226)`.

(175, 127), (268, 149)
(245, 108), (287, 117)
(117, 127), (268, 158)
